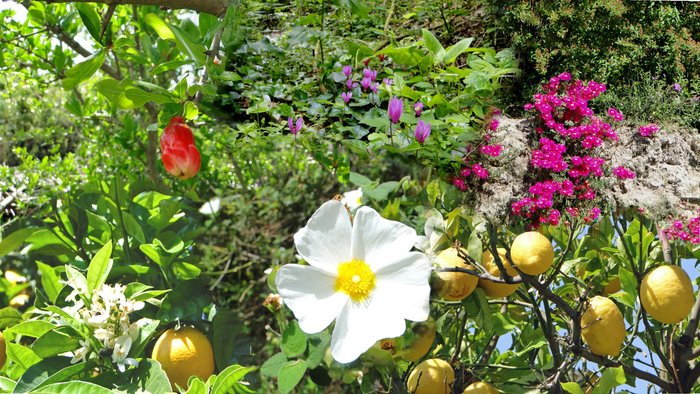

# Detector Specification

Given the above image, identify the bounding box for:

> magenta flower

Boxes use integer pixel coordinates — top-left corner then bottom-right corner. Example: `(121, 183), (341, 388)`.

(607, 107), (624, 122)
(361, 77), (372, 91)
(288, 116), (303, 135)
(612, 166), (635, 179)
(383, 78), (393, 86)
(673, 83), (682, 92)
(639, 124), (659, 137)
(342, 65), (352, 78)
(414, 120), (431, 144)
(341, 92), (352, 104)
(387, 97), (403, 124)
(480, 144), (502, 157)
(346, 79), (356, 90)
(413, 102), (423, 116)
(363, 68), (377, 81)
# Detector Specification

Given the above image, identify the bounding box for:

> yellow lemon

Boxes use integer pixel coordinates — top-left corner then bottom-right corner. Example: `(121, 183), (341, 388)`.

(152, 326), (215, 390)
(640, 265), (695, 324)
(4, 270), (27, 284)
(402, 320), (436, 363)
(510, 231), (554, 275)
(434, 248), (479, 301)
(463, 381), (500, 394)
(407, 358), (454, 394)
(9, 294), (30, 309)
(581, 296), (626, 356)
(602, 278), (622, 295)
(0, 332), (6, 369)
(478, 248), (520, 298)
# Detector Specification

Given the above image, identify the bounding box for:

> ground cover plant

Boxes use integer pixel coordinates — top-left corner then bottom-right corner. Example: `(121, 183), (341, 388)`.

(0, 1), (699, 393)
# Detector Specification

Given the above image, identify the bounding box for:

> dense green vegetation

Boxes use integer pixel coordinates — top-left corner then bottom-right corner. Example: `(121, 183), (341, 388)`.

(0, 1), (699, 393)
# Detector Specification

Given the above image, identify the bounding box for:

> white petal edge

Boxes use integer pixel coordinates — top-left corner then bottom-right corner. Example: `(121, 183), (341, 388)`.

(294, 200), (353, 274)
(276, 264), (348, 334)
(374, 252), (432, 321)
(330, 299), (407, 364)
(350, 206), (418, 271)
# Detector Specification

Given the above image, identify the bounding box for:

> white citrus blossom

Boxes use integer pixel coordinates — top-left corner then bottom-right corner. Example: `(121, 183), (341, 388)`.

(414, 209), (450, 262)
(341, 188), (363, 210)
(275, 200), (431, 363)
(112, 335), (138, 372)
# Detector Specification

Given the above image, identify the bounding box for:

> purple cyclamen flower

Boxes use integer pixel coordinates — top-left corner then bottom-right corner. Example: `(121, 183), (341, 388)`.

(414, 120), (431, 144)
(361, 77), (372, 91)
(363, 68), (377, 81)
(342, 65), (352, 78)
(341, 92), (352, 104)
(673, 83), (682, 92)
(413, 102), (424, 116)
(288, 116), (303, 135)
(387, 97), (403, 124)
(383, 78), (393, 86)
(370, 83), (378, 93)
(346, 79), (356, 90)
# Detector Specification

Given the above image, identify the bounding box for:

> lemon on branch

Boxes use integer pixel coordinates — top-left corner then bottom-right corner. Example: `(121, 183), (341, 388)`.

(478, 248), (520, 298)
(152, 326), (215, 390)
(509, 231), (554, 275)
(581, 296), (626, 357)
(407, 358), (455, 394)
(463, 380), (500, 394)
(640, 265), (694, 324)
(434, 248), (479, 301)
(401, 320), (436, 363)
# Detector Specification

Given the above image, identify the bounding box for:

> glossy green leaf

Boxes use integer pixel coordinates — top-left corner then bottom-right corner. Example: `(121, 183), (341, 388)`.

(86, 240), (113, 293)
(211, 364), (255, 394)
(0, 228), (36, 256)
(38, 381), (113, 394)
(36, 261), (63, 304)
(63, 50), (106, 89)
(75, 4), (102, 44)
(14, 357), (84, 393)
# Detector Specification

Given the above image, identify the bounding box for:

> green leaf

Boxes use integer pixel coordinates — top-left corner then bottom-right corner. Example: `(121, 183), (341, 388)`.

(260, 353), (287, 378)
(444, 37), (474, 64)
(86, 240), (113, 293)
(145, 13), (175, 41)
(117, 360), (172, 394)
(32, 327), (81, 358)
(306, 332), (330, 369)
(63, 50), (106, 89)
(0, 377), (16, 392)
(592, 366), (626, 394)
(281, 321), (308, 358)
(64, 266), (88, 299)
(36, 262), (63, 304)
(38, 381), (113, 394)
(129, 318), (160, 359)
(211, 364), (255, 394)
(561, 382), (584, 394)
(349, 172), (372, 187)
(212, 310), (249, 370)
(6, 343), (42, 371)
(157, 280), (211, 322)
(75, 4), (102, 44)
(5, 321), (56, 338)
(0, 228), (36, 256)
(14, 357), (84, 393)
(277, 360), (307, 394)
(0, 308), (23, 330)
(185, 101), (199, 120)
(421, 29), (445, 58)
(169, 24), (207, 65)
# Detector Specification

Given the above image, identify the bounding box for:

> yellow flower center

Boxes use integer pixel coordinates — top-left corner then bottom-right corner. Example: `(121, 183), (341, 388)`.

(335, 259), (376, 302)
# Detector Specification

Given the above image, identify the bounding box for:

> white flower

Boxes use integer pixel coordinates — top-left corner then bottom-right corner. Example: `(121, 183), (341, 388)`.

(112, 335), (138, 372)
(414, 209), (450, 261)
(275, 200), (431, 363)
(70, 340), (90, 364)
(341, 188), (363, 210)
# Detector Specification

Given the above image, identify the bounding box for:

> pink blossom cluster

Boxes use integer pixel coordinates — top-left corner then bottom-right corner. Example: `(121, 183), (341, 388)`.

(612, 166), (635, 179)
(664, 213), (700, 244)
(452, 110), (503, 191)
(512, 73), (630, 227)
(639, 124), (659, 137)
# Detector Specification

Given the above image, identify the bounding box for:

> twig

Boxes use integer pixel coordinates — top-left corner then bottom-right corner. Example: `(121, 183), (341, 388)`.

(100, 4), (117, 41)
(193, 27), (223, 105)
(579, 349), (675, 392)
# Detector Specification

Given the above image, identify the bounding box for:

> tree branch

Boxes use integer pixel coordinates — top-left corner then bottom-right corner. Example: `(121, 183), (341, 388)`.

(40, 0), (229, 16)
(579, 349), (675, 392)
(45, 24), (121, 79)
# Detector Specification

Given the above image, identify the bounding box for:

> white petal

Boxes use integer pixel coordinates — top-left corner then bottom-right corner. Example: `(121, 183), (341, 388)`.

(374, 252), (432, 321)
(276, 264), (348, 334)
(294, 200), (353, 273)
(330, 298), (407, 364)
(351, 206), (417, 271)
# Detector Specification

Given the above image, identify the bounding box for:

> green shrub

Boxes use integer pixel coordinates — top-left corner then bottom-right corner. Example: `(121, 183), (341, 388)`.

(486, 0), (700, 105)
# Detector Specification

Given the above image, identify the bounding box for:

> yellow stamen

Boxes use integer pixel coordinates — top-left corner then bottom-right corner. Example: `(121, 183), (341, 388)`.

(335, 259), (376, 302)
